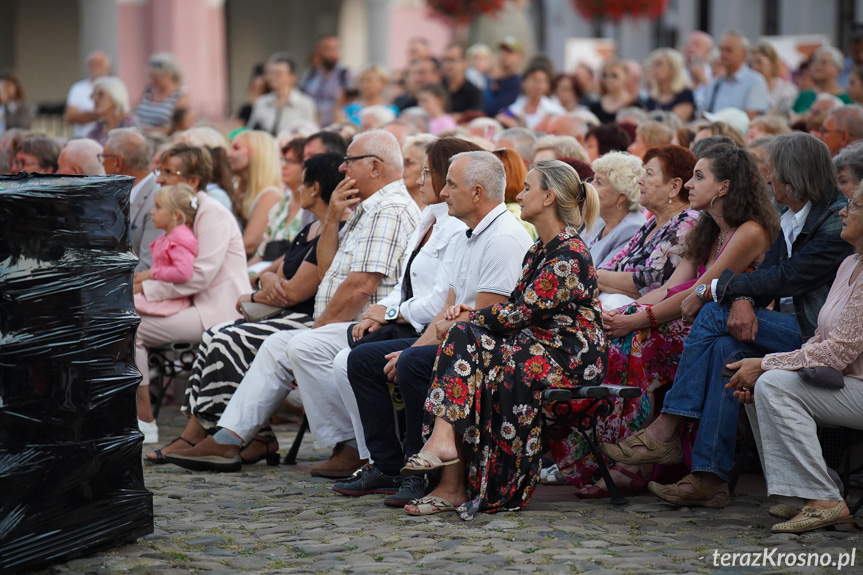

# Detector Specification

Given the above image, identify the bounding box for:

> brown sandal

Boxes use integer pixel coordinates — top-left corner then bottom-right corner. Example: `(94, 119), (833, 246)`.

(240, 434), (280, 466)
(647, 474), (730, 508)
(601, 429), (683, 466)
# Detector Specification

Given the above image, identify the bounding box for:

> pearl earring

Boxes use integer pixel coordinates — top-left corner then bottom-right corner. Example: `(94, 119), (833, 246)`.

(668, 198), (673, 204)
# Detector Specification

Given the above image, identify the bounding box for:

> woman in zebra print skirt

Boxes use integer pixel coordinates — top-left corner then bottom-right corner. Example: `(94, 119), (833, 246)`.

(146, 152), (344, 464)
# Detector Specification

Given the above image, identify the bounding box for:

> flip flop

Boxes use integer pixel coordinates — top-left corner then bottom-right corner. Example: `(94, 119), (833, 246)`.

(405, 495), (457, 516)
(400, 450), (460, 476)
(146, 436), (196, 464)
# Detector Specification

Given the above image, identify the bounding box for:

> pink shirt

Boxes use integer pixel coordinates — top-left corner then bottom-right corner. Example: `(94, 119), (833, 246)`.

(149, 224), (198, 282)
(762, 255), (863, 380)
(135, 224), (199, 316)
(429, 114), (457, 135)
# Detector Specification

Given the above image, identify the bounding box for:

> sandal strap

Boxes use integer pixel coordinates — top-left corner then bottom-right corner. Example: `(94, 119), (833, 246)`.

(675, 474), (727, 498)
(176, 436), (196, 448)
(609, 463), (644, 481)
(406, 450), (444, 470)
(617, 430), (654, 455)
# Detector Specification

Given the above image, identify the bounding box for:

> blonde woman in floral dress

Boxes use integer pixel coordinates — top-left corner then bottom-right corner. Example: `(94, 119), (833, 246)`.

(400, 160), (607, 519)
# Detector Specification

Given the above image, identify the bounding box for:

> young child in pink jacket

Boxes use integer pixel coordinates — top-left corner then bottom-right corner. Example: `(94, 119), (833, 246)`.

(133, 183), (199, 316)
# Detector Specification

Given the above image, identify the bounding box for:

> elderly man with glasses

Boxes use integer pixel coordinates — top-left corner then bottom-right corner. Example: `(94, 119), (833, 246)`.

(165, 130), (420, 473)
(101, 128), (160, 272)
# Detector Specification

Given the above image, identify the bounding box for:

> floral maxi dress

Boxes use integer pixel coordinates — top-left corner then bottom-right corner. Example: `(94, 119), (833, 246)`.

(424, 227), (608, 519)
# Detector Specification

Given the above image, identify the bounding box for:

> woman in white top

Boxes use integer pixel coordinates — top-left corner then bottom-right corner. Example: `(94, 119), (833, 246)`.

(499, 65), (564, 130)
(228, 129), (283, 258)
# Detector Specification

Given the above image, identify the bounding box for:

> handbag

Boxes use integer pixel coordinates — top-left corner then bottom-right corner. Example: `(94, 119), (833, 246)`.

(240, 301), (286, 322)
(799, 366), (846, 390)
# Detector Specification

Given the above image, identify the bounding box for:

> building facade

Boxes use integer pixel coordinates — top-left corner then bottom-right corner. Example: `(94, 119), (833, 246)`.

(1, 0), (861, 123)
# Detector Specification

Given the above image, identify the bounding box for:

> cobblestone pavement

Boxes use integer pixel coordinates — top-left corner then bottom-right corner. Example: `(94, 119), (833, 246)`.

(36, 406), (863, 575)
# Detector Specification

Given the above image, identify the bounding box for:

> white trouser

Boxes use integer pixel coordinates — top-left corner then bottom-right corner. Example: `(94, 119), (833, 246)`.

(218, 328), (307, 441)
(746, 369), (863, 503)
(287, 322), (368, 456)
(136, 306), (205, 387)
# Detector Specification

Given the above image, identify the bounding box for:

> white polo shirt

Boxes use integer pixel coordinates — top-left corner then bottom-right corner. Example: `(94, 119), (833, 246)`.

(449, 202), (535, 306)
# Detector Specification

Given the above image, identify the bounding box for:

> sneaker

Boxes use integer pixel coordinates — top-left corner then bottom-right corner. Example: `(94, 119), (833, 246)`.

(384, 475), (426, 507)
(332, 464), (398, 496)
(539, 463), (566, 485)
(138, 418), (159, 444)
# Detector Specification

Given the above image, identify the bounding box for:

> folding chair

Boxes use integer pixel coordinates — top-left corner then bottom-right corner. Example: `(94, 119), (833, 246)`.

(147, 341), (196, 417)
(542, 385), (643, 505)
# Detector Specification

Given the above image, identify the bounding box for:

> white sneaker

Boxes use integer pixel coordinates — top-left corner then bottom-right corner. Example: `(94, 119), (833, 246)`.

(138, 418), (159, 444)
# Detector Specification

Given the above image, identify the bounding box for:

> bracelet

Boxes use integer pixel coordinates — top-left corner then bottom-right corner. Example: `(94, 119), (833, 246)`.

(733, 296), (756, 308)
(645, 305), (659, 331)
(250, 291), (256, 303)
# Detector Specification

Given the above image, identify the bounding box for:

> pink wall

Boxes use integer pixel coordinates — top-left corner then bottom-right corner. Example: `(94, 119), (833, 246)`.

(388, 7), (455, 71)
(116, 0), (227, 122)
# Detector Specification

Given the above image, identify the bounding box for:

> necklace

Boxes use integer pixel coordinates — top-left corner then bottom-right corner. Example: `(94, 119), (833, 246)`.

(715, 228), (731, 259)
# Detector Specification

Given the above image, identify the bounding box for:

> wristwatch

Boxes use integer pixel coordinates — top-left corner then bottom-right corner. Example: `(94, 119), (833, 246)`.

(385, 305), (400, 323)
(695, 283), (709, 303)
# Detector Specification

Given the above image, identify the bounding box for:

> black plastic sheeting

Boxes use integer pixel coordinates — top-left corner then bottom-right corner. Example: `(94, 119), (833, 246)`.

(0, 174), (153, 574)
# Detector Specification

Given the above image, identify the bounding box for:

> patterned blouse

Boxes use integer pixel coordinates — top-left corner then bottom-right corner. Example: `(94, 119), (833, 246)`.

(467, 225), (607, 387)
(762, 255), (863, 380)
(601, 209), (698, 295)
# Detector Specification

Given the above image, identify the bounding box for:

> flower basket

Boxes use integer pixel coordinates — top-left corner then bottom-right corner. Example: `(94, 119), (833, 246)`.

(425, 0), (508, 24)
(572, 0), (668, 21)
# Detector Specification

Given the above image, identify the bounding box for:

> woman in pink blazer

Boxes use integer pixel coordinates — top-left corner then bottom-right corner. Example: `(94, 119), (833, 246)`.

(134, 150), (251, 443)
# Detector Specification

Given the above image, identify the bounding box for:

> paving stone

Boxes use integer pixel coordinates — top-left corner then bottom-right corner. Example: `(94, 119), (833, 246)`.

(31, 407), (863, 575)
(183, 535), (227, 545)
(484, 520), (521, 530)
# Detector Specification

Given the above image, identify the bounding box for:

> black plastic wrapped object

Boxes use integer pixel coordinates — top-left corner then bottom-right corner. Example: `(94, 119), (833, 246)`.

(0, 174), (153, 574)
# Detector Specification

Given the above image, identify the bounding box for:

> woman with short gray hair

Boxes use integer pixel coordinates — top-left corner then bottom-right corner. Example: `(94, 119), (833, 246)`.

(86, 76), (140, 145)
(792, 46), (853, 114)
(588, 152), (646, 267)
(833, 142), (863, 198)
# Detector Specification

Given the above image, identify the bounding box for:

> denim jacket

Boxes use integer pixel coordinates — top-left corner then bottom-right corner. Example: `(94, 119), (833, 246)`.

(714, 191), (852, 339)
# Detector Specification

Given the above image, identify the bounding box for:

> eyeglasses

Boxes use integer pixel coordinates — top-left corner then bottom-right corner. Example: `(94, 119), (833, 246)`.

(343, 154), (383, 165)
(153, 168), (183, 177)
(280, 157), (301, 166)
(97, 153), (119, 162)
(419, 168), (432, 183)
(848, 198), (863, 212)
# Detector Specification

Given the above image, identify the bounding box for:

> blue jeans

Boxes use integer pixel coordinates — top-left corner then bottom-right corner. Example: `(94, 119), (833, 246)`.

(661, 302), (802, 480)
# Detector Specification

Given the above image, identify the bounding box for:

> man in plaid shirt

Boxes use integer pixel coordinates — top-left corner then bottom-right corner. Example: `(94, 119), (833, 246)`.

(167, 131), (419, 472)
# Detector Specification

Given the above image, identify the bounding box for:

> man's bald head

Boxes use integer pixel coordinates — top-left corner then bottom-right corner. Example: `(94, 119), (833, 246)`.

(58, 139), (106, 175)
(87, 51), (112, 80)
(683, 31), (714, 62)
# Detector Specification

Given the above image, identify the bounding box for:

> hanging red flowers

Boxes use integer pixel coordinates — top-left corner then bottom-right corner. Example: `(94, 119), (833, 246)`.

(425, 0), (508, 24)
(572, 0), (668, 21)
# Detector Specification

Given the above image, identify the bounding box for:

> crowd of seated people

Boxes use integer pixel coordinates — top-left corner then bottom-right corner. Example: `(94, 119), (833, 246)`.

(4, 27), (863, 534)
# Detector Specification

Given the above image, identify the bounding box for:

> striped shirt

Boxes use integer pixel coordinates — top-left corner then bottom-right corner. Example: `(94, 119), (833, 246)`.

(136, 86), (185, 129)
(314, 180), (420, 318)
